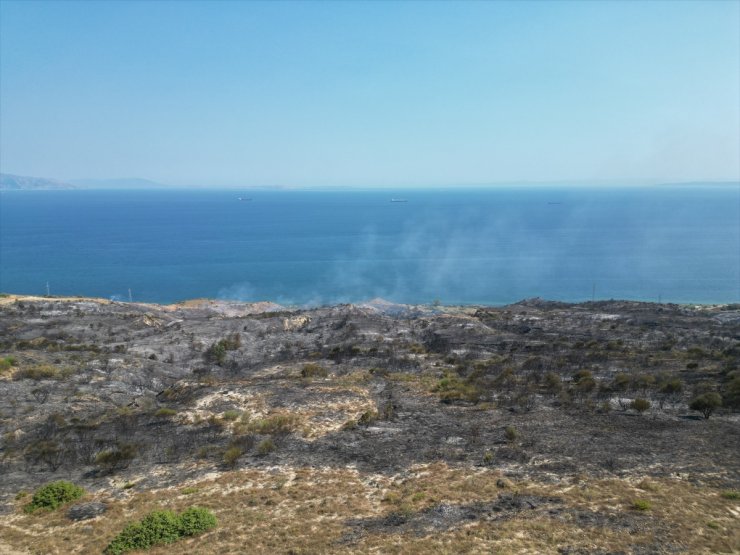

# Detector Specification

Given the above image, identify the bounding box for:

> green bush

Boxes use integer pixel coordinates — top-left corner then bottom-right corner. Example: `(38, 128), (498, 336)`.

(689, 392), (722, 419)
(256, 438), (275, 455)
(24, 481), (84, 513)
(433, 374), (481, 403)
(247, 413), (300, 435)
(154, 408), (177, 418)
(105, 507), (217, 554)
(301, 363), (328, 378)
(0, 356), (17, 373)
(222, 446), (242, 467)
(631, 398), (651, 413)
(178, 507), (218, 536)
(504, 426), (518, 442)
(631, 499), (651, 511)
(222, 410), (241, 421)
(721, 491), (739, 500)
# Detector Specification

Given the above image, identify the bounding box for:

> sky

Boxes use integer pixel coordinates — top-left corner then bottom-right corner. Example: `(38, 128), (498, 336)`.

(0, 0), (738, 188)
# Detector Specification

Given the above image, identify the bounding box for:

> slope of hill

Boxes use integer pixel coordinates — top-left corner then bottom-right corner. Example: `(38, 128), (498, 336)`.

(0, 296), (738, 553)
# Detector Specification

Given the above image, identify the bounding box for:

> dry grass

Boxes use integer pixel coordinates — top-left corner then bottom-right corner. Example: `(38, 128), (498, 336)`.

(1, 464), (737, 554)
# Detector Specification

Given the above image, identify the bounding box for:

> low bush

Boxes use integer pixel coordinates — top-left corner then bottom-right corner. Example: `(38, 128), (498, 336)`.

(631, 499), (651, 511)
(433, 374), (481, 403)
(222, 410), (241, 421)
(630, 398), (651, 413)
(0, 356), (17, 373)
(689, 392), (722, 419)
(154, 408), (177, 418)
(14, 364), (64, 381)
(301, 363), (328, 378)
(24, 481), (84, 513)
(504, 426), (518, 442)
(256, 438), (275, 455)
(247, 413), (300, 435)
(222, 446), (243, 467)
(721, 491), (739, 500)
(104, 507), (217, 554)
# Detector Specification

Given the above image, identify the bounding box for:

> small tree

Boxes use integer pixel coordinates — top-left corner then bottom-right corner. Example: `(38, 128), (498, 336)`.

(689, 392), (722, 419)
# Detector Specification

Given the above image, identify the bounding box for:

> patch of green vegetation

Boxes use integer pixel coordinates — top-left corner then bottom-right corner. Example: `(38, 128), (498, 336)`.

(154, 408), (177, 418)
(104, 507), (217, 555)
(689, 392), (722, 419)
(222, 409), (241, 421)
(720, 491), (739, 500)
(706, 521), (720, 529)
(301, 363), (328, 378)
(204, 333), (241, 365)
(630, 398), (651, 413)
(222, 446), (243, 467)
(257, 438), (275, 455)
(24, 481), (84, 513)
(504, 426), (518, 442)
(0, 356), (17, 373)
(631, 499), (651, 511)
(181, 487), (199, 495)
(433, 373), (481, 403)
(247, 413), (300, 435)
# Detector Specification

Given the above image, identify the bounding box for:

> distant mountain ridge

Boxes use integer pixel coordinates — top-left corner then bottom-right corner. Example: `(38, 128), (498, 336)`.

(68, 177), (170, 189)
(0, 173), (75, 190)
(0, 174), (171, 190)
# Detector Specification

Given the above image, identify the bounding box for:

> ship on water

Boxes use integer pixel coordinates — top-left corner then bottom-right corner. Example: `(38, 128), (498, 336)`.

(390, 198), (408, 202)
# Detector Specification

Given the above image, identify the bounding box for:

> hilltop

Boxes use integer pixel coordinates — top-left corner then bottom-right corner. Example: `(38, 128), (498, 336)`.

(0, 295), (738, 554)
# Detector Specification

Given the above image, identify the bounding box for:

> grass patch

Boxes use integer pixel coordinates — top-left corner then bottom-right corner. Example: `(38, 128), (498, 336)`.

(154, 408), (177, 418)
(720, 491), (739, 500)
(247, 413), (300, 435)
(631, 499), (652, 511)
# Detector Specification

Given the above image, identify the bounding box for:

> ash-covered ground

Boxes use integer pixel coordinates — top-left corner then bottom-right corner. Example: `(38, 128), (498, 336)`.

(0, 295), (738, 554)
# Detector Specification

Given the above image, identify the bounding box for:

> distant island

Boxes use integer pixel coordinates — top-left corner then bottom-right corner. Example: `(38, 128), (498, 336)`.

(0, 173), (170, 191)
(0, 173), (75, 190)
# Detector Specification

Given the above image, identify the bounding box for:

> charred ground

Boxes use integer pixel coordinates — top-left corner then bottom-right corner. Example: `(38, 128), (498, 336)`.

(0, 295), (738, 554)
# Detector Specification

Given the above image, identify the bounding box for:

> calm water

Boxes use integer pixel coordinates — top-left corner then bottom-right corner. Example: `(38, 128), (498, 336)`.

(1, 187), (738, 305)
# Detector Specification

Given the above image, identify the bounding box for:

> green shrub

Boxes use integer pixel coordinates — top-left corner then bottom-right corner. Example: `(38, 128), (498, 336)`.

(154, 408), (177, 418)
(222, 410), (241, 421)
(689, 392), (722, 419)
(24, 481), (84, 513)
(0, 356), (17, 373)
(95, 444), (137, 470)
(104, 510), (181, 554)
(256, 438), (275, 455)
(301, 363), (328, 378)
(504, 426), (518, 442)
(631, 499), (651, 511)
(721, 491), (739, 500)
(222, 446), (242, 467)
(103, 507), (217, 554)
(247, 413), (300, 435)
(630, 398), (651, 413)
(178, 507), (217, 536)
(204, 334), (241, 366)
(433, 374), (481, 403)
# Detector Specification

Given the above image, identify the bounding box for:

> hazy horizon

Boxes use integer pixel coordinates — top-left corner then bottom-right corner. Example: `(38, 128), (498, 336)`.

(1, 1), (739, 187)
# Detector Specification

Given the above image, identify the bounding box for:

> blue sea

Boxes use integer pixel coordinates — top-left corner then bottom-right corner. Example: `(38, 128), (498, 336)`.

(1, 187), (738, 306)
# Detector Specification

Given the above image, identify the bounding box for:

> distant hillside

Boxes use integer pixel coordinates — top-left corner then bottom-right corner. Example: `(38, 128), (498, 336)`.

(68, 177), (170, 189)
(0, 173), (75, 190)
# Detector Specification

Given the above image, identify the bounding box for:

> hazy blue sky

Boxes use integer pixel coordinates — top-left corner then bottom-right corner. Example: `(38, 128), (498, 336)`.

(1, 0), (738, 187)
